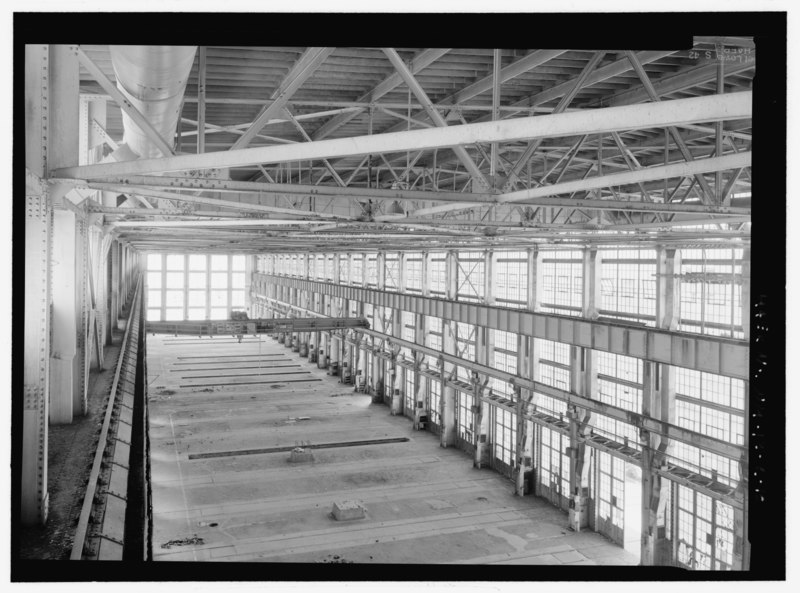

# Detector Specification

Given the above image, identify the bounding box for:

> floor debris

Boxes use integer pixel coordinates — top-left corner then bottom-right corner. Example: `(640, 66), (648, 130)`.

(161, 535), (205, 549)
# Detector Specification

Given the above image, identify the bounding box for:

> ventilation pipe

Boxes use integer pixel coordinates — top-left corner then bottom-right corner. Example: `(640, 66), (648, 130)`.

(110, 45), (197, 160)
(100, 46), (197, 207)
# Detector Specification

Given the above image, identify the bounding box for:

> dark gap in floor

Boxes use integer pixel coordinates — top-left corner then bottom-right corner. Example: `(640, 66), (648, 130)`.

(188, 437), (410, 460)
(163, 340), (267, 345)
(179, 377), (321, 388)
(177, 354), (286, 359)
(170, 364), (301, 372)
(180, 370), (308, 379)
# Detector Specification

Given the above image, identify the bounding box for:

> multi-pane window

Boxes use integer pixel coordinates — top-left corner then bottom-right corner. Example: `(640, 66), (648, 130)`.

(490, 330), (517, 398)
(456, 391), (474, 442)
(384, 253), (399, 290)
(532, 392), (567, 417)
(540, 250), (583, 316)
(535, 338), (570, 391)
(592, 411), (641, 451)
(457, 252), (485, 302)
(401, 312), (415, 361)
(325, 254), (334, 281)
(316, 254), (326, 281)
(406, 255), (422, 293)
(307, 254), (316, 280)
(426, 316), (443, 368)
(456, 322), (476, 382)
(675, 369), (745, 445)
(493, 407), (516, 466)
(596, 351), (643, 413)
(366, 254), (378, 287)
(429, 380), (442, 427)
(145, 254), (246, 322)
(495, 251), (527, 308)
(428, 253), (447, 296)
(350, 254), (363, 285)
(595, 451), (626, 532)
(404, 368), (416, 415)
(540, 426), (571, 499)
(679, 248), (744, 339)
(676, 486), (736, 570)
(668, 440), (740, 487)
(600, 248), (657, 325)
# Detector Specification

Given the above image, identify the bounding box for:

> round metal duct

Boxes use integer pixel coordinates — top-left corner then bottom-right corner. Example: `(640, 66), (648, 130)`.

(110, 45), (197, 160)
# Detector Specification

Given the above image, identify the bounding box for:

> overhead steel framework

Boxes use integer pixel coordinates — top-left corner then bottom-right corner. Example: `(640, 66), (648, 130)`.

(22, 36), (758, 572)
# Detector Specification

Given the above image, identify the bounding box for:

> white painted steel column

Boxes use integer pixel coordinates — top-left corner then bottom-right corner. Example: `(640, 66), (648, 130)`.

(568, 247), (602, 530)
(440, 250), (458, 447)
(641, 246), (681, 565)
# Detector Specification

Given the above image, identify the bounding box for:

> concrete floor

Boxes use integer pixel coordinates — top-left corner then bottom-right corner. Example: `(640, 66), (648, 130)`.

(147, 333), (638, 565)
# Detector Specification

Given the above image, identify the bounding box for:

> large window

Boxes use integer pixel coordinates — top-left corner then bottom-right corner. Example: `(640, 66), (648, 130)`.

(540, 250), (582, 316)
(457, 252), (485, 302)
(495, 251), (527, 308)
(599, 248), (657, 325)
(145, 253), (247, 322)
(679, 248), (744, 339)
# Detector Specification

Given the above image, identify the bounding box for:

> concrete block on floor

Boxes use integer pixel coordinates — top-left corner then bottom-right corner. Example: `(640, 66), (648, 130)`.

(331, 500), (366, 521)
(289, 447), (314, 463)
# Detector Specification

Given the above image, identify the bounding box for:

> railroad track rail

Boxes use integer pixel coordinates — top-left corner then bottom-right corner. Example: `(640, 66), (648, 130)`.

(71, 275), (147, 560)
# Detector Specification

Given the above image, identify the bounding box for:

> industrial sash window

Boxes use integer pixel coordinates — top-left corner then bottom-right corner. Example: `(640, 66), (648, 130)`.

(679, 248), (744, 339)
(490, 406), (516, 477)
(350, 254), (363, 285)
(455, 322), (476, 383)
(593, 450), (626, 544)
(365, 254), (378, 287)
(456, 252), (485, 302)
(146, 253), (246, 322)
(670, 369), (744, 487)
(599, 248), (657, 325)
(456, 390), (474, 449)
(675, 485), (736, 570)
(532, 392), (567, 417)
(428, 253), (446, 296)
(404, 369), (415, 417)
(428, 380), (442, 431)
(535, 338), (570, 392)
(540, 249), (583, 317)
(384, 252), (399, 291)
(385, 358), (394, 403)
(405, 256), (422, 293)
(537, 425), (571, 512)
(495, 251), (527, 309)
(490, 329), (516, 399)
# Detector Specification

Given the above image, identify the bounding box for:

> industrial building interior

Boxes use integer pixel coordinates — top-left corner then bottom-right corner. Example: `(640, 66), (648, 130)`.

(15, 14), (785, 580)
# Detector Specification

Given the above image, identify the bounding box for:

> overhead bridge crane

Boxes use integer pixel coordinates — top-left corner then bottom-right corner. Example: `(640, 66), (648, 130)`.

(147, 313), (369, 341)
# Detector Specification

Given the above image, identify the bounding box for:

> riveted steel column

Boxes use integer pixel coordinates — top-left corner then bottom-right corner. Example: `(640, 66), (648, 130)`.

(641, 246), (681, 565)
(49, 210), (78, 424)
(516, 247), (541, 494)
(108, 241), (120, 341)
(74, 214), (88, 415)
(389, 252), (404, 414)
(474, 249), (495, 466)
(440, 250), (458, 447)
(329, 254), (341, 369)
(23, 43), (76, 525)
(568, 246), (602, 530)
